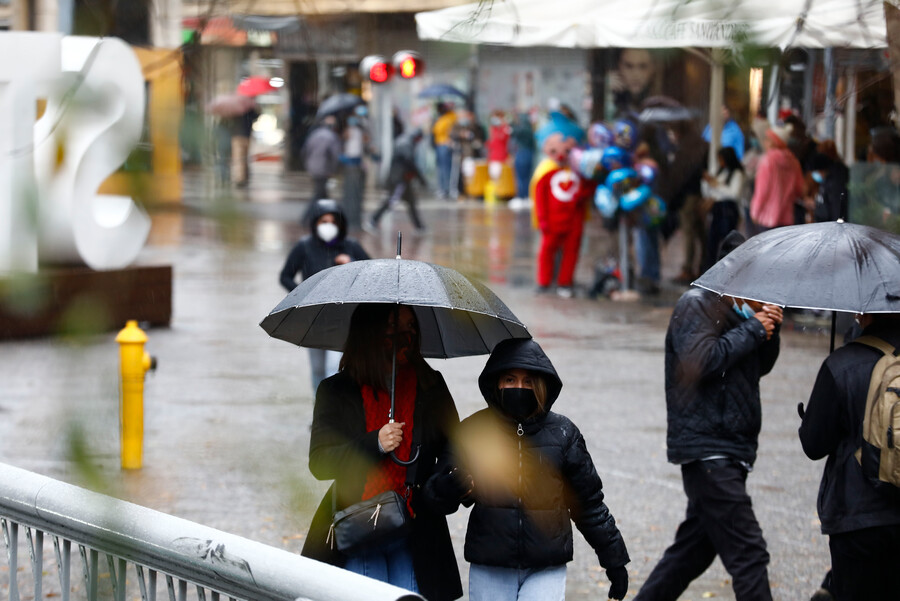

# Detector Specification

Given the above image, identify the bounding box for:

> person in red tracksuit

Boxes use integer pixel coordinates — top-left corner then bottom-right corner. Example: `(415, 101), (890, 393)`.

(531, 132), (594, 298)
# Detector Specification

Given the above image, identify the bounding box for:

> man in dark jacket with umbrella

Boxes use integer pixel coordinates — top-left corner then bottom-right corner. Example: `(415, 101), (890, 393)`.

(279, 199), (369, 392)
(799, 313), (900, 600)
(635, 231), (783, 601)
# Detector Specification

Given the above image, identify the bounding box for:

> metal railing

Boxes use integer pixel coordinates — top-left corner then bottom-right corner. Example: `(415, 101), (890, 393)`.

(0, 462), (422, 601)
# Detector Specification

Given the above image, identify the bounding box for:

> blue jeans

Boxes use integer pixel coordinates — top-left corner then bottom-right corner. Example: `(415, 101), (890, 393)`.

(308, 348), (341, 394)
(344, 537), (419, 593)
(514, 148), (535, 199)
(435, 144), (453, 196)
(635, 225), (661, 283)
(469, 564), (566, 601)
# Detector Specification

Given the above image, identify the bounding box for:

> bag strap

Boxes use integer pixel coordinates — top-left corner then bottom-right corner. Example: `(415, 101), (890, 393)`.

(854, 335), (898, 357)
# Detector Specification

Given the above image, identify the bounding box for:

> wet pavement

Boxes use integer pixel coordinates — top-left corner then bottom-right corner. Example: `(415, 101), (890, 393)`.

(0, 163), (834, 600)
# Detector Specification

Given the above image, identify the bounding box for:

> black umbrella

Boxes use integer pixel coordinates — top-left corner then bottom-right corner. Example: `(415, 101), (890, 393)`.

(260, 234), (531, 462)
(693, 220), (900, 351)
(417, 83), (467, 99)
(315, 93), (365, 119)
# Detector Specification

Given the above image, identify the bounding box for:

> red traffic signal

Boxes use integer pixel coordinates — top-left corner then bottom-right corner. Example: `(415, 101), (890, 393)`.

(360, 55), (394, 84)
(392, 51), (424, 79)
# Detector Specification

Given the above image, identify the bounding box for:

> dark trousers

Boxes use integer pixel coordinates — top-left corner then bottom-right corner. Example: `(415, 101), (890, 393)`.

(703, 200), (740, 272)
(312, 176), (329, 202)
(829, 524), (900, 601)
(371, 182), (424, 230)
(634, 459), (772, 601)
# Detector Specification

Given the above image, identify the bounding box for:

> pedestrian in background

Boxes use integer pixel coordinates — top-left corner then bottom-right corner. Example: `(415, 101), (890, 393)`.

(700, 146), (744, 272)
(660, 120), (708, 285)
(749, 125), (806, 235)
(302, 116), (342, 205)
(702, 105), (745, 161)
(510, 112), (536, 202)
(425, 337), (630, 601)
(341, 115), (368, 230)
(231, 102), (260, 187)
(366, 129), (428, 233)
(635, 231), (783, 601)
(432, 102), (457, 199)
(799, 312), (900, 601)
(279, 199), (369, 392)
(804, 141), (849, 224)
(485, 110), (511, 187)
(301, 303), (463, 601)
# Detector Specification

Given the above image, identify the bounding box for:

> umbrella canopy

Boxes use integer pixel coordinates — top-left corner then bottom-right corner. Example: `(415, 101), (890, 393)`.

(205, 93), (255, 118)
(416, 0), (885, 49)
(693, 221), (900, 314)
(418, 83), (467, 99)
(639, 105), (698, 123)
(316, 93), (365, 119)
(260, 258), (531, 357)
(237, 76), (276, 97)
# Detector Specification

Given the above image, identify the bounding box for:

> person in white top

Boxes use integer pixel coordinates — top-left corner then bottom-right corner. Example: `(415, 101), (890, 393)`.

(701, 146), (746, 272)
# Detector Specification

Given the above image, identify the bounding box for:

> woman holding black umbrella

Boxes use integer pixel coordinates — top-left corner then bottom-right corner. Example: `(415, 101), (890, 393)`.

(301, 303), (463, 601)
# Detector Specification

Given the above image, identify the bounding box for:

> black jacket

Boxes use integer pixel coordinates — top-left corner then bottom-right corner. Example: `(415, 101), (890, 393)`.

(279, 200), (369, 292)
(301, 368), (462, 601)
(799, 323), (900, 535)
(664, 288), (780, 465)
(426, 338), (630, 571)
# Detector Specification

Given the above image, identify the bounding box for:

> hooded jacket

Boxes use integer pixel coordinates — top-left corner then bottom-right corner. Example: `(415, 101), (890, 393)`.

(664, 288), (780, 465)
(799, 323), (900, 535)
(279, 200), (369, 292)
(426, 338), (630, 571)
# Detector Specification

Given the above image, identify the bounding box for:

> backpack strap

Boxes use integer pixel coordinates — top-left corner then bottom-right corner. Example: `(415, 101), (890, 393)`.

(854, 335), (898, 357)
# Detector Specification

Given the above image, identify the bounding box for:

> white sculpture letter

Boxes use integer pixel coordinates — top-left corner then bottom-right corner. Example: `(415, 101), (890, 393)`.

(0, 33), (150, 274)
(35, 36), (150, 270)
(0, 32), (62, 273)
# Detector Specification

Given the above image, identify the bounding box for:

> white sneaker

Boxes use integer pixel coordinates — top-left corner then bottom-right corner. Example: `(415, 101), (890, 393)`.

(556, 286), (574, 299)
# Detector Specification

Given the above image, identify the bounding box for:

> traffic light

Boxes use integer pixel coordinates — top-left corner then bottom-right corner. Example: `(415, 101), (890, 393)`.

(392, 51), (423, 79)
(360, 55), (394, 84)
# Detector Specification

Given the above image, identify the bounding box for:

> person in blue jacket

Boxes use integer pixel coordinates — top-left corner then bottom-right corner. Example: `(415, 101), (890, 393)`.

(279, 199), (369, 392)
(703, 105), (745, 161)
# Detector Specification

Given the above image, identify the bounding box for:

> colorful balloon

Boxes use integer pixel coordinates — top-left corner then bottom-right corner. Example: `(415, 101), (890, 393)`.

(594, 185), (618, 218)
(613, 119), (638, 151)
(600, 146), (631, 171)
(640, 195), (668, 227)
(635, 161), (660, 188)
(605, 167), (638, 197)
(587, 122), (614, 150)
(620, 184), (652, 212)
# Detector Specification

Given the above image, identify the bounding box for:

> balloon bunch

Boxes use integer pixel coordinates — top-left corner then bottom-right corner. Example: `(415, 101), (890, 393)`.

(569, 119), (667, 228)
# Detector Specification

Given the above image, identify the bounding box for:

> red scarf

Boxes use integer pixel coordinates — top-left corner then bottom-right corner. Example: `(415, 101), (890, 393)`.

(361, 366), (417, 514)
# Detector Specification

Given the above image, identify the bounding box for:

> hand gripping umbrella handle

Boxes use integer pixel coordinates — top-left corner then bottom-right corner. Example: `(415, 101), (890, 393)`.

(390, 445), (420, 466)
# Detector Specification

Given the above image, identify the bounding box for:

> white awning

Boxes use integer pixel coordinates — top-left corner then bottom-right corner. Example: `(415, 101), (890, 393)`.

(416, 0), (886, 49)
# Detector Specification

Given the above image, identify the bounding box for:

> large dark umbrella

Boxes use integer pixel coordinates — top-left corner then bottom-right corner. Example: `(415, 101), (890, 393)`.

(417, 83), (467, 99)
(693, 220), (900, 351)
(315, 93), (365, 119)
(260, 235), (531, 462)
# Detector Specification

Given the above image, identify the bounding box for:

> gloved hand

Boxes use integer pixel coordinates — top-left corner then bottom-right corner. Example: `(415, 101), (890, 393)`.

(607, 565), (628, 600)
(432, 466), (472, 501)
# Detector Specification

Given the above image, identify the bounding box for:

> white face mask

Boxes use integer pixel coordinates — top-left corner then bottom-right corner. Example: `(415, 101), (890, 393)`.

(316, 222), (339, 243)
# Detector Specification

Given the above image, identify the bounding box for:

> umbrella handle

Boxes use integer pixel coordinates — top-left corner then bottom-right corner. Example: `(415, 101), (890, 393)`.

(396, 232), (402, 259)
(390, 445), (420, 466)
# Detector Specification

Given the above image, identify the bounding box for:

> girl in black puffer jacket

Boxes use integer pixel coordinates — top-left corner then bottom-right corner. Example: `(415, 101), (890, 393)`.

(425, 338), (630, 601)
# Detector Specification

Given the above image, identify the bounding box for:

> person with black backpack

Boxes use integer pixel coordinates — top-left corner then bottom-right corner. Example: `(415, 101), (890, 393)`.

(799, 313), (900, 601)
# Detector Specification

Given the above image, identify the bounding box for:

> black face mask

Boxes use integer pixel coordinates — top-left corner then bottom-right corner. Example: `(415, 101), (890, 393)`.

(498, 388), (539, 421)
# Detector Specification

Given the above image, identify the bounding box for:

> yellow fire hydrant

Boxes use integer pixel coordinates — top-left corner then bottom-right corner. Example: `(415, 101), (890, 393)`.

(116, 320), (157, 470)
